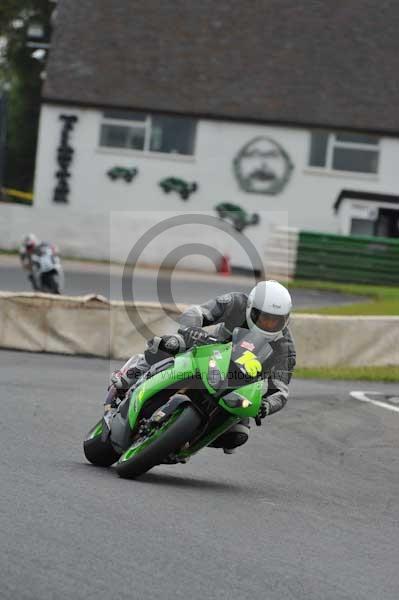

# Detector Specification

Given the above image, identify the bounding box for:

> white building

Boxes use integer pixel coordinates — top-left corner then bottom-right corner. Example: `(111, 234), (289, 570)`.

(2, 1), (399, 268)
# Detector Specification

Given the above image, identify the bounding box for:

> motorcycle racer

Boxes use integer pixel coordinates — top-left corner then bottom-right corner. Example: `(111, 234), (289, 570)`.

(19, 233), (61, 292)
(107, 280), (296, 453)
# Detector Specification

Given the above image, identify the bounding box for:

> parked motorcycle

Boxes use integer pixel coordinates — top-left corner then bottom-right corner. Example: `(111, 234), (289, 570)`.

(83, 327), (268, 479)
(30, 245), (64, 294)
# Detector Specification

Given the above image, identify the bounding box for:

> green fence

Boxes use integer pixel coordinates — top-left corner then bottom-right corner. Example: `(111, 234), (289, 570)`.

(295, 231), (399, 285)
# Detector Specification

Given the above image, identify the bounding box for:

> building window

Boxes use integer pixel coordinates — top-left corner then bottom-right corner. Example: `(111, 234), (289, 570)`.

(99, 110), (197, 156)
(309, 131), (380, 174)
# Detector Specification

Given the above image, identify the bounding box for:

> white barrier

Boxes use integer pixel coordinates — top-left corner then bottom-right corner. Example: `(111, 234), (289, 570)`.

(0, 293), (181, 359)
(264, 225), (299, 280)
(290, 314), (399, 368)
(0, 292), (398, 367)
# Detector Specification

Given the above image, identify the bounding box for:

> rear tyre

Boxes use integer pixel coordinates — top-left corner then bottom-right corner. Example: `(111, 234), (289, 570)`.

(83, 421), (120, 467)
(115, 405), (201, 479)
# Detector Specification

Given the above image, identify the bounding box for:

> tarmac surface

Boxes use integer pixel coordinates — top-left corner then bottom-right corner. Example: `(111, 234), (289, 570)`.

(0, 256), (366, 307)
(1, 350), (398, 600)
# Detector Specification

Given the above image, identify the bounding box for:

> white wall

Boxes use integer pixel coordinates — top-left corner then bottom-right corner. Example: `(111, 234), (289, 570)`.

(34, 104), (399, 220)
(2, 103), (398, 266)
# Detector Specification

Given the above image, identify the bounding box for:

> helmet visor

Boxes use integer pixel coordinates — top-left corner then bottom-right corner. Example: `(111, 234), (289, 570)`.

(250, 308), (288, 333)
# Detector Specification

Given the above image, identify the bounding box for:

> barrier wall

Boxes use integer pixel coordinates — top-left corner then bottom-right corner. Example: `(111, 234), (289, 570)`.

(0, 293), (182, 360)
(290, 314), (399, 367)
(1, 292), (398, 367)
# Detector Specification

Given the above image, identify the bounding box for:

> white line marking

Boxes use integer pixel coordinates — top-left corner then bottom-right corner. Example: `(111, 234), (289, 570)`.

(350, 391), (399, 413)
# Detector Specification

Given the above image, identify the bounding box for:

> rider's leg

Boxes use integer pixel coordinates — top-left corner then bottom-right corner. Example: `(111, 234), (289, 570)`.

(208, 418), (250, 454)
(28, 273), (40, 291)
(104, 354), (150, 416)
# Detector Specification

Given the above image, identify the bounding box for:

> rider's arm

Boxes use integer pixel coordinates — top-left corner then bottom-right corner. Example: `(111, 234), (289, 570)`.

(261, 335), (296, 416)
(19, 249), (31, 271)
(179, 294), (236, 328)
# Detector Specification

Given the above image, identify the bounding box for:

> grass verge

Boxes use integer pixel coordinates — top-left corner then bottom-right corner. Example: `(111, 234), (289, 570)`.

(291, 279), (399, 315)
(0, 249), (18, 255)
(295, 366), (399, 382)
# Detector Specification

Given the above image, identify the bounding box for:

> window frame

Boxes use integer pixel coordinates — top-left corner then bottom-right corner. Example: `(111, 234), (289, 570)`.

(98, 111), (197, 158)
(308, 131), (380, 176)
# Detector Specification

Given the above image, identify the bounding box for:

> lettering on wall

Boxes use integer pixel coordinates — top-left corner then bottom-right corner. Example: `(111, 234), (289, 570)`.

(233, 136), (294, 195)
(53, 114), (78, 203)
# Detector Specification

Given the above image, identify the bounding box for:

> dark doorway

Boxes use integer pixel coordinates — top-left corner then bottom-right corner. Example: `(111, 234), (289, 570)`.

(375, 208), (399, 238)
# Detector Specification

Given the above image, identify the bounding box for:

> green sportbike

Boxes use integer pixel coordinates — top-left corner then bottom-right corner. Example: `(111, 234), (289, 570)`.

(83, 327), (270, 479)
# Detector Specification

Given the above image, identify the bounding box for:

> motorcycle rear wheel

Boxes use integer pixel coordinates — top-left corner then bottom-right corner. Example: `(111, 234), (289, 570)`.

(115, 405), (201, 479)
(83, 420), (120, 467)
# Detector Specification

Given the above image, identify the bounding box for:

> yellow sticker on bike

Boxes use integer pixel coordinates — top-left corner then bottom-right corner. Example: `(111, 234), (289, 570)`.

(138, 385), (145, 402)
(235, 351), (262, 377)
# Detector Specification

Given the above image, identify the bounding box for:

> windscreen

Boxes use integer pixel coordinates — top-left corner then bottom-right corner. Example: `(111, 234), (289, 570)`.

(231, 327), (273, 362)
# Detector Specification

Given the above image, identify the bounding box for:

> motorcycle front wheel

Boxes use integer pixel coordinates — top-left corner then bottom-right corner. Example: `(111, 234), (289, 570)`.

(115, 405), (201, 479)
(41, 271), (60, 294)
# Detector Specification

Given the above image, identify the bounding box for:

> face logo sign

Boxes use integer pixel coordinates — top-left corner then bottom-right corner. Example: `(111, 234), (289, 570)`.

(233, 136), (294, 195)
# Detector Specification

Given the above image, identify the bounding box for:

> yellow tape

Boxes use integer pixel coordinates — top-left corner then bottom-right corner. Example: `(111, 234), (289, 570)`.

(2, 187), (33, 201)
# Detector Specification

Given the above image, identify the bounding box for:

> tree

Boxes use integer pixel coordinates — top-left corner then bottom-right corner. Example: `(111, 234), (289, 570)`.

(0, 0), (54, 191)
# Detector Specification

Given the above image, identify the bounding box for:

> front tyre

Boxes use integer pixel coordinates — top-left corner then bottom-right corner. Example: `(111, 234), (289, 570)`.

(83, 420), (120, 467)
(115, 405), (201, 479)
(41, 271), (60, 294)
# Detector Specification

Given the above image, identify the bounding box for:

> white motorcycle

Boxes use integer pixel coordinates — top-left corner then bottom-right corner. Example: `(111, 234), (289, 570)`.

(30, 245), (64, 294)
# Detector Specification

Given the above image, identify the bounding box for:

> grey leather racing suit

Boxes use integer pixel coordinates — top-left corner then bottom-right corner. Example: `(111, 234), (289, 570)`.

(19, 242), (53, 272)
(118, 292), (296, 417)
(179, 292), (296, 416)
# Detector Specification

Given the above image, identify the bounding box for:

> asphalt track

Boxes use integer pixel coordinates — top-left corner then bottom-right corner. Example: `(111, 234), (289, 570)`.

(0, 257), (366, 307)
(1, 350), (398, 600)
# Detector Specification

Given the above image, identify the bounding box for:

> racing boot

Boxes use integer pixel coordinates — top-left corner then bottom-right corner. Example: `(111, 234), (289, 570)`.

(103, 386), (119, 428)
(208, 419), (250, 454)
(110, 354), (150, 399)
(110, 364), (145, 399)
(103, 359), (148, 427)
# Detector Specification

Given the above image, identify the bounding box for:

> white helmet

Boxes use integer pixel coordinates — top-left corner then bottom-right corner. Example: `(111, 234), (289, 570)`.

(246, 280), (292, 341)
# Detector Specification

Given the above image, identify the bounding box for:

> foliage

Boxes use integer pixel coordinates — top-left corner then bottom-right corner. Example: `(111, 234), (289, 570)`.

(0, 0), (53, 191)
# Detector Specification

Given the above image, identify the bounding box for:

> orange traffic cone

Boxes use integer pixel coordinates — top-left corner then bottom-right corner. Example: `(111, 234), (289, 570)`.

(219, 254), (231, 276)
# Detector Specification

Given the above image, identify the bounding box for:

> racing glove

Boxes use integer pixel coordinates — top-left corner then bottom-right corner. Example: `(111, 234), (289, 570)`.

(257, 398), (270, 420)
(144, 334), (187, 366)
(178, 326), (216, 348)
(149, 334), (186, 354)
